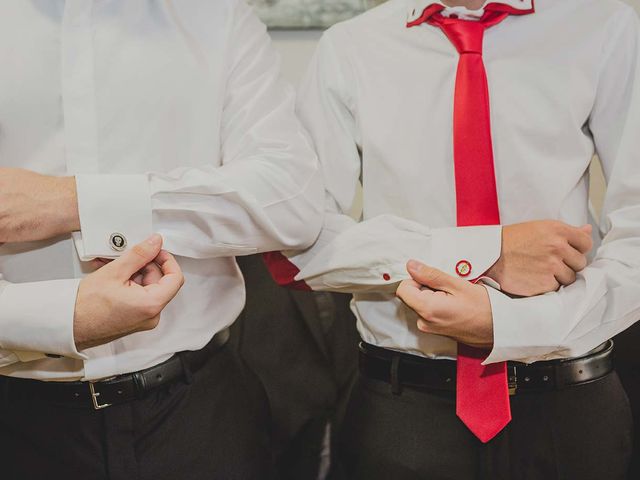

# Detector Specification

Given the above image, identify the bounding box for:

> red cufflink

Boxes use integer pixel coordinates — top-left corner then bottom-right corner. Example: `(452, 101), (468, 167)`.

(455, 260), (472, 277)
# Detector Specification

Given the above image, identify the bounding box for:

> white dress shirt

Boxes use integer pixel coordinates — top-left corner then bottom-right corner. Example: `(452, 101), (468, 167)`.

(278, 0), (640, 364)
(0, 0), (322, 381)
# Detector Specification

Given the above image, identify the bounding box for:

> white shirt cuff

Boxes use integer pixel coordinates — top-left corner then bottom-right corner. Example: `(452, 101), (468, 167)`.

(0, 279), (87, 359)
(430, 226), (502, 280)
(75, 174), (152, 260)
(483, 286), (564, 364)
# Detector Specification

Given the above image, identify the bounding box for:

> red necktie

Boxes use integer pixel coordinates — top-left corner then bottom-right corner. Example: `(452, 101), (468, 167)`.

(410, 6), (517, 443)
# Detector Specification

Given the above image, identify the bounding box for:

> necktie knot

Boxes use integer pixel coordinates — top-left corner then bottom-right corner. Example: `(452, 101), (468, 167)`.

(424, 11), (510, 56)
(436, 19), (486, 55)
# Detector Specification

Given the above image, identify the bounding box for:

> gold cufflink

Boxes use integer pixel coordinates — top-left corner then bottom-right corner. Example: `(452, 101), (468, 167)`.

(455, 260), (472, 277)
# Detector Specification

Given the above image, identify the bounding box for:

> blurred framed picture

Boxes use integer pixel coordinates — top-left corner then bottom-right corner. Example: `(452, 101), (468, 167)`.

(247, 0), (387, 29)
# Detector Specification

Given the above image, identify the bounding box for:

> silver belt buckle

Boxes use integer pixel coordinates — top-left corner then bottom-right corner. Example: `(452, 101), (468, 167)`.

(508, 366), (518, 396)
(89, 381), (112, 410)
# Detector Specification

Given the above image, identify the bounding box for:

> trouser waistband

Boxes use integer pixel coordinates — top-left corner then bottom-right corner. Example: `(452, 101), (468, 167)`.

(0, 328), (230, 410)
(359, 340), (614, 395)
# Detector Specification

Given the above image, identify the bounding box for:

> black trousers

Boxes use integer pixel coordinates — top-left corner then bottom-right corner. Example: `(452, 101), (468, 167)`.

(339, 371), (633, 480)
(232, 255), (359, 480)
(0, 344), (274, 480)
(614, 322), (640, 479)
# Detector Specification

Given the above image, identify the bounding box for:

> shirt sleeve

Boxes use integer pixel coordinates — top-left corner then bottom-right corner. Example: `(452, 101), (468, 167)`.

(74, 0), (323, 261)
(485, 9), (640, 364)
(74, 175), (152, 260)
(263, 27), (502, 294)
(0, 273), (86, 364)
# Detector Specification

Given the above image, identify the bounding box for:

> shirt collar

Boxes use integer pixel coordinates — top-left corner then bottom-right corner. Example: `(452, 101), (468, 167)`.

(407, 0), (534, 25)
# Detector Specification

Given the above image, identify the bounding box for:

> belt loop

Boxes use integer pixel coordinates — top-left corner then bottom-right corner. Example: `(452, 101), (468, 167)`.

(179, 353), (194, 385)
(390, 356), (402, 395)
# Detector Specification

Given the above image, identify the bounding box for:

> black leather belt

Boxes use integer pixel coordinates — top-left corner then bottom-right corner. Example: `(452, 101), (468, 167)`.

(359, 339), (614, 395)
(0, 328), (230, 410)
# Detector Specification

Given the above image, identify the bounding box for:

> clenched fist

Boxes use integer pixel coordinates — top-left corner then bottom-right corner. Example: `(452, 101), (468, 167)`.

(487, 220), (593, 296)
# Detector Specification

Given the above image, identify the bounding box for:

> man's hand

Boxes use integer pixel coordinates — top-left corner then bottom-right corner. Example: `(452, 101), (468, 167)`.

(0, 168), (79, 243)
(486, 220), (593, 297)
(396, 260), (494, 349)
(73, 234), (184, 350)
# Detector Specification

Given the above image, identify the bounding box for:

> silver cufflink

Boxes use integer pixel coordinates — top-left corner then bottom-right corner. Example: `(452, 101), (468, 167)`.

(109, 233), (127, 252)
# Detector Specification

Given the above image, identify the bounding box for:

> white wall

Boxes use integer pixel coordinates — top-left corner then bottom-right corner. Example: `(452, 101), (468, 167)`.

(271, 30), (322, 84)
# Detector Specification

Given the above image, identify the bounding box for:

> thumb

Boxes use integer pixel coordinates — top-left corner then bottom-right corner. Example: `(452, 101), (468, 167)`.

(406, 260), (458, 293)
(102, 234), (163, 281)
(580, 224), (593, 233)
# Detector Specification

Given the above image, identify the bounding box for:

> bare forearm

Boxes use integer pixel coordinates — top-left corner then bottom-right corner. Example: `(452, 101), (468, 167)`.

(0, 169), (80, 243)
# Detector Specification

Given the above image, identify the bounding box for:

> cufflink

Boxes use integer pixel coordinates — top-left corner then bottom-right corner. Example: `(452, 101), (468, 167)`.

(109, 233), (127, 252)
(455, 260), (472, 277)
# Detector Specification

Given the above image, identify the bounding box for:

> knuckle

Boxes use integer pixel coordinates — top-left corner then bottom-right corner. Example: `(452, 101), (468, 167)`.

(555, 220), (570, 232)
(549, 238), (565, 254)
(423, 269), (442, 285)
(547, 278), (560, 291)
(546, 220), (562, 232)
(544, 257), (559, 272)
(132, 244), (149, 259)
(578, 255), (588, 270)
(585, 237), (594, 251)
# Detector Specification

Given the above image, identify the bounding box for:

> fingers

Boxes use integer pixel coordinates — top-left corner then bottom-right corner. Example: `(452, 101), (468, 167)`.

(396, 279), (450, 322)
(566, 224), (593, 254)
(396, 278), (426, 303)
(90, 258), (113, 271)
(103, 234), (163, 281)
(139, 261), (163, 287)
(406, 260), (460, 294)
(561, 244), (588, 272)
(155, 250), (182, 276)
(555, 263), (577, 287)
(397, 280), (433, 318)
(143, 250), (185, 304)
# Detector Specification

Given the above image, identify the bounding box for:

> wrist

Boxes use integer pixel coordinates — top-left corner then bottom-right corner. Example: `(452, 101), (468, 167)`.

(57, 176), (81, 233)
(481, 285), (495, 349)
(73, 278), (90, 350)
(485, 258), (503, 282)
(486, 225), (506, 280)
